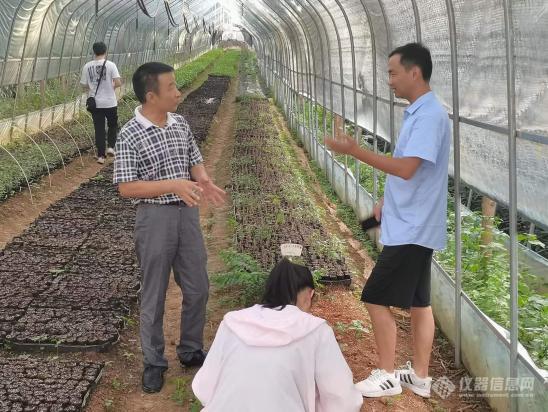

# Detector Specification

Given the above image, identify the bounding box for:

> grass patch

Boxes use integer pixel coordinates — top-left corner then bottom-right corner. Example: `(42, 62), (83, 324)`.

(209, 49), (241, 78)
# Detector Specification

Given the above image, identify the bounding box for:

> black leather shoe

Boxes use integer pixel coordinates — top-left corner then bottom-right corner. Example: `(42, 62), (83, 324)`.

(179, 349), (207, 368)
(142, 365), (167, 393)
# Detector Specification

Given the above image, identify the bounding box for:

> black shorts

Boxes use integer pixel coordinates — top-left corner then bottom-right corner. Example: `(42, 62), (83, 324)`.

(361, 244), (433, 309)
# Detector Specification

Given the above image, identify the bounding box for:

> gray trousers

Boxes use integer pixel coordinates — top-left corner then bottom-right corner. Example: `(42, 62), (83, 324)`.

(135, 203), (209, 368)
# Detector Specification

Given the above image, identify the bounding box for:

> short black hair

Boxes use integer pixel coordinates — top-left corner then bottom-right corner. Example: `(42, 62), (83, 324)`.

(92, 42), (107, 56)
(262, 258), (315, 310)
(132, 62), (174, 103)
(389, 43), (432, 82)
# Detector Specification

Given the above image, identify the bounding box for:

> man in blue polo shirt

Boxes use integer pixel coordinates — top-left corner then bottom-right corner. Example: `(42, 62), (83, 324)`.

(325, 43), (450, 399)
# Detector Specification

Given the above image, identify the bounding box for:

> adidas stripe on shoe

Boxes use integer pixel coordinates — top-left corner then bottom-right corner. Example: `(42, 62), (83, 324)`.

(355, 369), (402, 398)
(396, 361), (432, 398)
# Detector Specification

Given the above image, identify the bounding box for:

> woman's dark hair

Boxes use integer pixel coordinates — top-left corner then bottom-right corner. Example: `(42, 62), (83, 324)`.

(132, 62), (174, 103)
(262, 258), (315, 310)
(92, 42), (107, 56)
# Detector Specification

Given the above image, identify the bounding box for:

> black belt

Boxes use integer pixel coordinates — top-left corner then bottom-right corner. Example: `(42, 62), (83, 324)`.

(165, 200), (187, 206)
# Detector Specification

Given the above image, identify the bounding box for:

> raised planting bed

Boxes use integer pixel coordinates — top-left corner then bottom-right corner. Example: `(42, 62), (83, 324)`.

(174, 48), (224, 89)
(0, 121), (92, 201)
(209, 49), (241, 78)
(177, 75), (231, 146)
(230, 98), (353, 284)
(238, 49), (265, 98)
(0, 164), (139, 350)
(0, 356), (102, 412)
(0, 71), (233, 347)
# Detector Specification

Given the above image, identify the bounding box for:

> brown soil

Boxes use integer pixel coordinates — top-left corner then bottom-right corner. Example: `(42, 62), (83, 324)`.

(84, 72), (240, 412)
(0, 153), (105, 249)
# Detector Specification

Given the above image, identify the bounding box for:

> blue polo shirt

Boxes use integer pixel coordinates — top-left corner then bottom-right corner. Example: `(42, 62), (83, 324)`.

(381, 91), (451, 250)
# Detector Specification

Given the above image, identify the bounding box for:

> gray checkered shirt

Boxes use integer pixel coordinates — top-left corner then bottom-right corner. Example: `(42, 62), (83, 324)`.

(113, 106), (203, 204)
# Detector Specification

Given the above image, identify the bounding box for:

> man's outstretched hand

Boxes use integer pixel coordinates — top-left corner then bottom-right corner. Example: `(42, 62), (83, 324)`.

(324, 134), (358, 155)
(198, 179), (227, 207)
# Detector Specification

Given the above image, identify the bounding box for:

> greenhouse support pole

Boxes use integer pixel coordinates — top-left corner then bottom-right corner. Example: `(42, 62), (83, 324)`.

(17, 1), (48, 133)
(503, 0), (518, 409)
(357, 0), (379, 204)
(327, 0), (352, 203)
(44, 0), (83, 127)
(445, 0), (463, 369)
(11, 1), (41, 137)
(300, 0), (333, 176)
(287, 13), (308, 148)
(243, 8), (278, 94)
(279, 33), (290, 121)
(65, 5), (94, 122)
(288, 26), (299, 133)
(30, 0), (60, 129)
(314, 0), (346, 196)
(266, 6), (309, 154)
(245, 6), (289, 112)
(2, 0), (27, 140)
(280, 0), (321, 163)
(377, 1), (394, 149)
(410, 0), (422, 42)
(247, 5), (289, 104)
(333, 0), (359, 210)
(56, 4), (78, 122)
(315, 0), (343, 186)
(0, 1), (25, 88)
(288, 0), (326, 163)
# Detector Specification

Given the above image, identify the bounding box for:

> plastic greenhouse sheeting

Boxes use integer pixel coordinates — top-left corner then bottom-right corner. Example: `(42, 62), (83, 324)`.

(239, 0), (548, 228)
(0, 0), (214, 86)
(1, 2), (546, 224)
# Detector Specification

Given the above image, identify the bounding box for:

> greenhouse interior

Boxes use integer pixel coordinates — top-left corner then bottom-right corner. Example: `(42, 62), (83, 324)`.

(0, 0), (546, 411)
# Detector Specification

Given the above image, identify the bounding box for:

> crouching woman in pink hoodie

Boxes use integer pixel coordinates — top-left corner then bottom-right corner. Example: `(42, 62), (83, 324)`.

(192, 258), (363, 411)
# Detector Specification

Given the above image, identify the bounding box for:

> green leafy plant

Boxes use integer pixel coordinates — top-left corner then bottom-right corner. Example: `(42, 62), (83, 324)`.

(111, 377), (123, 391)
(169, 377), (190, 405)
(190, 398), (203, 412)
(212, 249), (268, 308)
(436, 206), (548, 368)
(174, 49), (224, 89)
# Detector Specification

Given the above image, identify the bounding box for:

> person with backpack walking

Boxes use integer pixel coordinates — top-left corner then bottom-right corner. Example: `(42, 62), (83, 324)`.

(80, 41), (122, 164)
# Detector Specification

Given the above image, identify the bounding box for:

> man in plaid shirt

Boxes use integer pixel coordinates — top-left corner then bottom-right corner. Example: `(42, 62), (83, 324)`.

(113, 62), (225, 394)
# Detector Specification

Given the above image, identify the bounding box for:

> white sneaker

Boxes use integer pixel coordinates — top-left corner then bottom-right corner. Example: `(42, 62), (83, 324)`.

(97, 156), (105, 164)
(395, 361), (432, 398)
(106, 147), (115, 157)
(355, 369), (402, 397)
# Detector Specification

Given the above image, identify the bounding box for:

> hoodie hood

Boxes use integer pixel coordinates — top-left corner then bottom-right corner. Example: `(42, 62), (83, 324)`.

(223, 304), (325, 347)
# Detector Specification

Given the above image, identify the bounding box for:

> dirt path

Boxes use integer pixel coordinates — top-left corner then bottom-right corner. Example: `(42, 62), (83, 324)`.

(85, 74), (240, 412)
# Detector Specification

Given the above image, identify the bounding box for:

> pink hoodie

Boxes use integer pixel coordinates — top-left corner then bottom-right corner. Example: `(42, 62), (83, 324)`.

(192, 304), (363, 412)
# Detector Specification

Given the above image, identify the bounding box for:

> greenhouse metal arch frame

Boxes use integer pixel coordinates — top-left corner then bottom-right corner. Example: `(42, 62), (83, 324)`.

(240, 0), (547, 410)
(0, 0), (215, 142)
